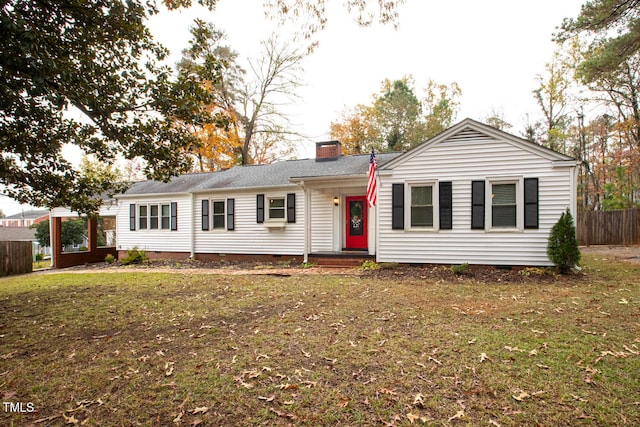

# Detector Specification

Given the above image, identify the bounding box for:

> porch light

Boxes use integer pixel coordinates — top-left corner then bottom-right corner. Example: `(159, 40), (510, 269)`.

(333, 196), (339, 206)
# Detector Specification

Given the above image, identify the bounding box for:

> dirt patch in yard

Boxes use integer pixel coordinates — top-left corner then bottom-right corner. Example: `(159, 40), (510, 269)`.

(49, 255), (588, 284)
(580, 244), (640, 264)
(45, 245), (639, 282)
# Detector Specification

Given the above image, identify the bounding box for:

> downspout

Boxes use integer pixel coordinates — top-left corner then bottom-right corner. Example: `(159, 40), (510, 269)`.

(301, 181), (310, 264)
(190, 192), (196, 259)
(48, 211), (54, 268)
(572, 163), (578, 217)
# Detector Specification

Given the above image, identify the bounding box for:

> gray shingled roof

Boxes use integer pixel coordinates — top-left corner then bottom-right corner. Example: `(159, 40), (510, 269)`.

(0, 227), (37, 241)
(123, 152), (401, 196)
(3, 209), (49, 220)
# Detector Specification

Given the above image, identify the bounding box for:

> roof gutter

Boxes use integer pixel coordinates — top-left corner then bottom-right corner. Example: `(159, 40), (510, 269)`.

(289, 174), (365, 184)
(116, 191), (191, 199)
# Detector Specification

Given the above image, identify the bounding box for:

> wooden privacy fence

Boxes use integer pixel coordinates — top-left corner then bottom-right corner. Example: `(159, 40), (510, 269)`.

(577, 208), (640, 246)
(0, 241), (33, 277)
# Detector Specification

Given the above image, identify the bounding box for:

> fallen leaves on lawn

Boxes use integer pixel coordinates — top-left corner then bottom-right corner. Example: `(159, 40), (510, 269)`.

(448, 409), (464, 421)
(413, 393), (425, 406)
(406, 412), (428, 424)
(337, 396), (351, 407)
(62, 414), (78, 425)
(512, 391), (530, 401)
(165, 361), (174, 376)
(269, 407), (297, 420)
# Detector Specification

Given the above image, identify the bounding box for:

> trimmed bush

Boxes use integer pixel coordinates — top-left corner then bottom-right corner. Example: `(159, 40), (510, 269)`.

(121, 247), (147, 266)
(104, 254), (115, 264)
(547, 209), (581, 274)
(451, 263), (470, 275)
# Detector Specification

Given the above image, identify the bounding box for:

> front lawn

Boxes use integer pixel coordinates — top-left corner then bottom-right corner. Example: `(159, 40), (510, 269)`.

(0, 255), (638, 425)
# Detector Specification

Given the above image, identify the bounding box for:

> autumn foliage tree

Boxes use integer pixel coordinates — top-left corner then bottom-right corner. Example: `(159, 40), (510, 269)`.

(525, 2), (640, 211)
(1, 0), (404, 212)
(177, 23), (304, 169)
(330, 76), (461, 154)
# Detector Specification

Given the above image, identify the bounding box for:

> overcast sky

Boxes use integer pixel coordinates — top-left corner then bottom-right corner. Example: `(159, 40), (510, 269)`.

(1, 0), (586, 216)
(149, 0), (585, 142)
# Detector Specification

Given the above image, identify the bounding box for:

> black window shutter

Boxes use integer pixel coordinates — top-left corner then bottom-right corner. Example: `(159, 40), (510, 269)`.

(170, 202), (178, 231)
(471, 180), (485, 230)
(257, 194), (265, 223)
(129, 204), (136, 231)
(392, 183), (404, 230)
(287, 193), (296, 223)
(439, 181), (453, 230)
(201, 199), (209, 231)
(227, 198), (235, 231)
(524, 178), (539, 229)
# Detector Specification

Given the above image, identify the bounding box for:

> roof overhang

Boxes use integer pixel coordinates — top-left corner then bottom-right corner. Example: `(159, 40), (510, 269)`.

(552, 160), (580, 168)
(116, 192), (191, 200)
(289, 174), (367, 188)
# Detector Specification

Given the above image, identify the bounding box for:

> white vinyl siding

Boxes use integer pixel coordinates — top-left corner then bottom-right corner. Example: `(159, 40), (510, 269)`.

(116, 195), (191, 253)
(377, 129), (575, 266)
(310, 190), (334, 252)
(194, 188), (304, 256)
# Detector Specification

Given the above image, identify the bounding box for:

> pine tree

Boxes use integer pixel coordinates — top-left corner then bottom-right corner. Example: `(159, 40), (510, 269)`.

(547, 208), (581, 274)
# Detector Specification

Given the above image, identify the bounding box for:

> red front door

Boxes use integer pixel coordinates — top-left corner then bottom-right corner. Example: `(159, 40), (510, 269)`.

(345, 196), (367, 250)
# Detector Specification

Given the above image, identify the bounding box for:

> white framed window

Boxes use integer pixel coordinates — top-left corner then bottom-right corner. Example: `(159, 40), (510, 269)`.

(405, 181), (439, 230)
(137, 203), (172, 231)
(212, 200), (225, 229)
(268, 197), (286, 220)
(487, 178), (523, 230)
(161, 204), (171, 229)
(149, 204), (159, 229)
(138, 205), (148, 230)
(411, 185), (434, 227)
(492, 183), (516, 228)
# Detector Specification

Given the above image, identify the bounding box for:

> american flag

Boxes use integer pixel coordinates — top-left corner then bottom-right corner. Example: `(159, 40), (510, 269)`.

(366, 150), (377, 207)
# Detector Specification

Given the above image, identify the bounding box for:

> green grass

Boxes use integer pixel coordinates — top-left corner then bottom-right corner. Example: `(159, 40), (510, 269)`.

(32, 260), (50, 270)
(0, 255), (638, 425)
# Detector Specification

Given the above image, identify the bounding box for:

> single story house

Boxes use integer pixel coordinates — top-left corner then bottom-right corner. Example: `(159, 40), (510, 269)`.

(110, 118), (577, 267)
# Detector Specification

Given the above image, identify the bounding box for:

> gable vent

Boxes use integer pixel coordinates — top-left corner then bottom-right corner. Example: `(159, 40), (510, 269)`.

(448, 128), (495, 143)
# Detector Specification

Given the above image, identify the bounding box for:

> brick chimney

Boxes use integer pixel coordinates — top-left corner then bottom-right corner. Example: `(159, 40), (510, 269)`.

(315, 141), (342, 161)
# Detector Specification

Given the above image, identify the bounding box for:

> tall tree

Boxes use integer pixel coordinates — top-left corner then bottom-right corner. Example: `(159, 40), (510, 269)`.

(3, 0), (402, 212)
(0, 0), (220, 214)
(556, 0), (640, 82)
(422, 79), (462, 139)
(330, 77), (461, 153)
(532, 50), (575, 153)
(373, 78), (423, 151)
(236, 36), (305, 165)
(176, 20), (244, 171)
(330, 105), (382, 154)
